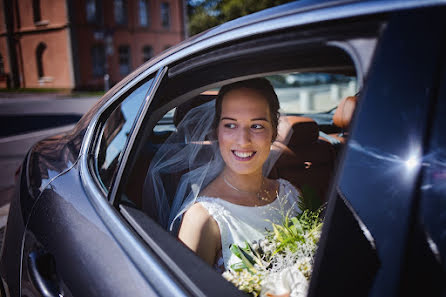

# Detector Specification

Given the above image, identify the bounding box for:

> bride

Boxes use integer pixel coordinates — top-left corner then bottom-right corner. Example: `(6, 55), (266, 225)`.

(145, 77), (301, 272)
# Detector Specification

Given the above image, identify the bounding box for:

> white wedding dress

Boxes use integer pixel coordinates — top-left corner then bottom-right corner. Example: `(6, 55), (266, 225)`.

(196, 178), (301, 271)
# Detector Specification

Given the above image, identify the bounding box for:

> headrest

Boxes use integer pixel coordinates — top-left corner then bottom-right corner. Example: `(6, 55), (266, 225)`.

(277, 116), (319, 150)
(333, 96), (357, 130)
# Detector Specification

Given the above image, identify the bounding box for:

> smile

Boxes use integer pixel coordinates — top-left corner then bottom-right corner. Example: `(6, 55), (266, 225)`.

(232, 150), (256, 161)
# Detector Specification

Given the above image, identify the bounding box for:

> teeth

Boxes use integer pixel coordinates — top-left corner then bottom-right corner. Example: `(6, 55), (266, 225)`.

(233, 151), (254, 158)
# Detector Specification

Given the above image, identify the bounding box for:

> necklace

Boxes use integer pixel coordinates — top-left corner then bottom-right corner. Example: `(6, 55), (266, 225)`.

(223, 175), (267, 201)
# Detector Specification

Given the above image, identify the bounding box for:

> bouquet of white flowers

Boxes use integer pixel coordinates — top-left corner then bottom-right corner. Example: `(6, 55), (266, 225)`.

(222, 207), (323, 297)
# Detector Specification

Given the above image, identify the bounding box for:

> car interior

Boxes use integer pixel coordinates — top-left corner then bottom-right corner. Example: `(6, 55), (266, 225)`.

(122, 71), (359, 217)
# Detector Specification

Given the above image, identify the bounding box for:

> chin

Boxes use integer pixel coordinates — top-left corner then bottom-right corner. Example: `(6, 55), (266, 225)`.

(225, 163), (263, 176)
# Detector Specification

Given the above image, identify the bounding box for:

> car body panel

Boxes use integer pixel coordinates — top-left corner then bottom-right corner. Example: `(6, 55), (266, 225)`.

(21, 164), (160, 297)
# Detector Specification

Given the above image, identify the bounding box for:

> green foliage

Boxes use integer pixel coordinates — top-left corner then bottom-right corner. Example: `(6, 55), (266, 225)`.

(298, 184), (324, 212)
(188, 5), (222, 36)
(225, 204), (324, 296)
(229, 206), (324, 272)
(271, 208), (323, 254)
(188, 0), (298, 36)
(230, 243), (256, 272)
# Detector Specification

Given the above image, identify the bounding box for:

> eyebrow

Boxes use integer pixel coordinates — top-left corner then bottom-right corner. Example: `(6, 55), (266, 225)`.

(220, 117), (269, 122)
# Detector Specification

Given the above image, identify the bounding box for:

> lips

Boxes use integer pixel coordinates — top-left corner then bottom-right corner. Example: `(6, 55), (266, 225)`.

(232, 150), (256, 161)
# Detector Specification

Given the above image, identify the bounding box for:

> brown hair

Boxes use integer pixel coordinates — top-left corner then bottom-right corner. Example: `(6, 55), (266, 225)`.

(213, 78), (280, 141)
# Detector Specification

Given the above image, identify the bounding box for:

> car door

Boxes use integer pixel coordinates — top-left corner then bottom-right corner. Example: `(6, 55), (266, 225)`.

(20, 71), (168, 297)
(308, 6), (446, 297)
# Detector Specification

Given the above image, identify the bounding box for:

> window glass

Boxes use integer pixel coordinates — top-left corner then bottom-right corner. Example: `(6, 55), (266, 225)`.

(86, 0), (103, 24)
(91, 44), (106, 77)
(153, 108), (175, 133)
(161, 2), (170, 28)
(33, 0), (41, 23)
(142, 46), (153, 63)
(36, 43), (47, 78)
(0, 54), (5, 75)
(267, 72), (357, 114)
(139, 0), (150, 27)
(114, 0), (128, 25)
(118, 45), (131, 75)
(86, 0), (96, 23)
(96, 78), (154, 192)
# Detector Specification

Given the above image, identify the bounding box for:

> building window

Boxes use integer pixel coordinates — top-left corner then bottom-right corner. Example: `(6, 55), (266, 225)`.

(91, 44), (106, 77)
(86, 0), (96, 22)
(161, 2), (170, 28)
(114, 0), (128, 25)
(118, 45), (131, 75)
(142, 46), (153, 63)
(36, 43), (47, 78)
(0, 54), (4, 75)
(33, 0), (41, 23)
(86, 0), (103, 24)
(139, 0), (150, 27)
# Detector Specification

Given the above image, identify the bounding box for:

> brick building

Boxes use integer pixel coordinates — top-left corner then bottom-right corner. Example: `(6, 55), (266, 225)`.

(0, 0), (186, 90)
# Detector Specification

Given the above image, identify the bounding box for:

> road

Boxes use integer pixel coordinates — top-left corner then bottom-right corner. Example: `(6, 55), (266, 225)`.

(0, 93), (100, 235)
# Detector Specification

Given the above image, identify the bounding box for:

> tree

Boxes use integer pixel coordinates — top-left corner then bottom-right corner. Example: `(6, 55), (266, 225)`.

(188, 0), (297, 36)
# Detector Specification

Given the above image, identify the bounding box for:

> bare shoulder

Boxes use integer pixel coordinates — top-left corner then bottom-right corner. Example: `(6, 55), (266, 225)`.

(178, 203), (221, 264)
(180, 203), (219, 234)
(183, 203), (212, 221)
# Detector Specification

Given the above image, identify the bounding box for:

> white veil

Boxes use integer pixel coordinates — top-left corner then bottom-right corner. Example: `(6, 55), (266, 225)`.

(143, 100), (223, 231)
(143, 93), (291, 233)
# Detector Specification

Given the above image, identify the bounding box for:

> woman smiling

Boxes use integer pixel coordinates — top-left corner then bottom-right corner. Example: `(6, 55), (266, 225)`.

(177, 78), (302, 272)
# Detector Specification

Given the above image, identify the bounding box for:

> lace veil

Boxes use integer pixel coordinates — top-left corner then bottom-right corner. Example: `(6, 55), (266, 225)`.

(143, 97), (291, 233)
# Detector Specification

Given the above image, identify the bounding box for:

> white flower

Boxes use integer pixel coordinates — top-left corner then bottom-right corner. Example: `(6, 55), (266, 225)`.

(260, 266), (308, 297)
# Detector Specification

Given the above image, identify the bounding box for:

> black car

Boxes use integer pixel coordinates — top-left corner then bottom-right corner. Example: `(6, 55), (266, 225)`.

(1, 0), (445, 296)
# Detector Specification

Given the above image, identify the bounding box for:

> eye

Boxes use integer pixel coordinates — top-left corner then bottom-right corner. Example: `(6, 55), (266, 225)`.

(251, 124), (264, 130)
(224, 123), (237, 129)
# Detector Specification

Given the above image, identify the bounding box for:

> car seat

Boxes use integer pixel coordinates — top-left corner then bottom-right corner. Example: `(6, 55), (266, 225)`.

(268, 116), (336, 205)
(329, 95), (357, 143)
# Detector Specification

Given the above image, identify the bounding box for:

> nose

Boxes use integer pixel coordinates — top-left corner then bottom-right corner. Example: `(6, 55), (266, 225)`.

(237, 126), (251, 146)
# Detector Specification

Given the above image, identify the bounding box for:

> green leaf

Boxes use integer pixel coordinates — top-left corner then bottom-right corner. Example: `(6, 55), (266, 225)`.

(230, 243), (256, 271)
(230, 262), (247, 271)
(230, 244), (242, 259)
(292, 218), (304, 235)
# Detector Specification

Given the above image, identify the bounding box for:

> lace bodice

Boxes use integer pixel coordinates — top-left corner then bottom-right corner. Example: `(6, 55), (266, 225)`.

(196, 178), (301, 270)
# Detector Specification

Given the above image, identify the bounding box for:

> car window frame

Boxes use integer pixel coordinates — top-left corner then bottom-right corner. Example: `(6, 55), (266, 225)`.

(85, 72), (158, 197)
(80, 67), (193, 297)
(107, 67), (168, 203)
(103, 16), (387, 296)
(91, 77), (156, 194)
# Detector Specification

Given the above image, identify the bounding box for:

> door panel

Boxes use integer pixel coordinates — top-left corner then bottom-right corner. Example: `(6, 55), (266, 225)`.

(310, 7), (446, 297)
(21, 167), (157, 297)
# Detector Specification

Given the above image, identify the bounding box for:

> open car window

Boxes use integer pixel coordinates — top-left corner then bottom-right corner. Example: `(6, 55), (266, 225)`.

(107, 17), (384, 297)
(268, 72), (357, 115)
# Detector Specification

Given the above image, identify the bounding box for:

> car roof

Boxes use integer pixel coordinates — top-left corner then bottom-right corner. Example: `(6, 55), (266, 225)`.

(130, 0), (444, 78)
